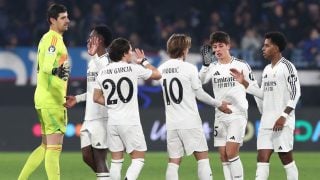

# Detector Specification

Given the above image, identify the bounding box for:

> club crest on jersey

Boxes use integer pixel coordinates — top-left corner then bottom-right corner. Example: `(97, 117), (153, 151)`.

(48, 45), (56, 53)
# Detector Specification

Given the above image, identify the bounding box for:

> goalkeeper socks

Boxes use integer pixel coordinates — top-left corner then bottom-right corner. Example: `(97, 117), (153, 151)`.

(197, 159), (213, 180)
(284, 161), (298, 180)
(125, 158), (144, 180)
(45, 144), (62, 180)
(110, 159), (123, 180)
(222, 162), (232, 180)
(229, 156), (243, 180)
(166, 163), (179, 180)
(18, 143), (46, 180)
(255, 162), (269, 180)
(96, 172), (111, 180)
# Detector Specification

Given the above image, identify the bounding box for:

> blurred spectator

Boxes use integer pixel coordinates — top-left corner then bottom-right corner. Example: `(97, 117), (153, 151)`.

(241, 28), (262, 51)
(302, 28), (320, 65)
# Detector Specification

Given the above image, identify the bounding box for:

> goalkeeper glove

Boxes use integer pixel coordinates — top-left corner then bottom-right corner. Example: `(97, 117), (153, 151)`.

(200, 44), (215, 66)
(52, 61), (70, 81)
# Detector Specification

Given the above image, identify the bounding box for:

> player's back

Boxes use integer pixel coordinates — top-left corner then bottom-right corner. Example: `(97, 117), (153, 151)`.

(158, 59), (202, 130)
(96, 61), (151, 126)
(34, 30), (68, 109)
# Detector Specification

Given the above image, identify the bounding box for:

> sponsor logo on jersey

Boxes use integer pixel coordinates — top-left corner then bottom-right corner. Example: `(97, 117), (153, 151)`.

(213, 71), (220, 76)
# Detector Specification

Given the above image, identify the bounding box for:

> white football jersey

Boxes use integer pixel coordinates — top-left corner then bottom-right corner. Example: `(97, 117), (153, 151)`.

(199, 56), (256, 119)
(158, 59), (203, 130)
(95, 61), (152, 125)
(248, 57), (301, 129)
(84, 54), (109, 121)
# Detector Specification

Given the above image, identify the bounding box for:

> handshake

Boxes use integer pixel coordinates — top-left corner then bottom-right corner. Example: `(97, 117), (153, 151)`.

(52, 61), (70, 81)
(200, 44), (215, 66)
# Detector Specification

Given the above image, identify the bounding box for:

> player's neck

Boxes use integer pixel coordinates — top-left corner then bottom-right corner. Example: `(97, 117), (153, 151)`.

(218, 54), (232, 64)
(270, 54), (282, 67)
(50, 27), (63, 35)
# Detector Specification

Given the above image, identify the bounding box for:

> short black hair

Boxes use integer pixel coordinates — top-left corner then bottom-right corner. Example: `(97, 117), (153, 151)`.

(265, 31), (287, 52)
(47, 3), (67, 24)
(108, 38), (131, 62)
(210, 31), (230, 45)
(93, 25), (113, 47)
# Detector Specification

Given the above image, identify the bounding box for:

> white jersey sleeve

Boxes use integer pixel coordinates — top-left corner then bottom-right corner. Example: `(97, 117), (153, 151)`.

(199, 65), (212, 84)
(283, 61), (301, 109)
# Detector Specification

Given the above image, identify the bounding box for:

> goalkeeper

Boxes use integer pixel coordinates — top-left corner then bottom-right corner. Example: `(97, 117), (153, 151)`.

(18, 3), (70, 180)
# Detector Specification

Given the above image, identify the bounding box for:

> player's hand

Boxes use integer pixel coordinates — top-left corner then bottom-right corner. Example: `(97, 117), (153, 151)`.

(134, 48), (145, 63)
(273, 117), (286, 131)
(200, 44), (215, 66)
(64, 96), (77, 108)
(87, 36), (101, 56)
(52, 61), (70, 81)
(230, 68), (245, 84)
(218, 101), (232, 114)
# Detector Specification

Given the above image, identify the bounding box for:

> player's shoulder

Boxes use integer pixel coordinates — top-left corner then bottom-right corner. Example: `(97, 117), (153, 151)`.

(279, 57), (297, 72)
(232, 56), (248, 65)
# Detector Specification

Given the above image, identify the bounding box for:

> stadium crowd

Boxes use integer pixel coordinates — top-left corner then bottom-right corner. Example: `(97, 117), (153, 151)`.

(1, 0), (320, 66)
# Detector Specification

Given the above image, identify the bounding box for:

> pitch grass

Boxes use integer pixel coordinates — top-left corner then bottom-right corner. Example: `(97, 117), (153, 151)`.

(1, 152), (319, 180)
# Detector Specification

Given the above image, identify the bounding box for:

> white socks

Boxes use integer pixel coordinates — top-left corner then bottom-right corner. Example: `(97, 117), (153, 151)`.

(229, 156), (243, 180)
(96, 172), (111, 180)
(125, 158), (144, 180)
(197, 159), (213, 180)
(284, 161), (298, 180)
(110, 159), (123, 180)
(255, 162), (269, 180)
(222, 162), (232, 180)
(166, 163), (179, 180)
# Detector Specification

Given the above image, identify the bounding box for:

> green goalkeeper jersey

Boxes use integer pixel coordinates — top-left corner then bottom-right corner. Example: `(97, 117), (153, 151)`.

(34, 29), (69, 109)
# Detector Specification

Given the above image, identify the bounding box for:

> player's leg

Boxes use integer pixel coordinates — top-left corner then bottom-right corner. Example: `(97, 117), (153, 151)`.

(275, 127), (298, 180)
(18, 136), (46, 180)
(255, 129), (274, 180)
(122, 125), (147, 180)
(108, 125), (124, 180)
(214, 120), (232, 180)
(81, 146), (96, 172)
(89, 119), (110, 179)
(166, 129), (183, 180)
(181, 128), (212, 180)
(44, 108), (67, 180)
(110, 151), (124, 180)
(80, 122), (97, 172)
(18, 109), (47, 180)
(225, 117), (246, 180)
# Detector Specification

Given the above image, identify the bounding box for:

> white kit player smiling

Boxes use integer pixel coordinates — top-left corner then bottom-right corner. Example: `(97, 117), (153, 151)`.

(199, 31), (258, 180)
(158, 34), (231, 180)
(93, 37), (161, 180)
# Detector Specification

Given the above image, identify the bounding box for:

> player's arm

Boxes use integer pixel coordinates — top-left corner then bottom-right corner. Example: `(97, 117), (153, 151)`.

(191, 66), (232, 114)
(281, 63), (301, 117)
(88, 36), (109, 70)
(230, 68), (263, 99)
(41, 37), (70, 80)
(135, 48), (161, 80)
(64, 93), (87, 108)
(93, 89), (105, 105)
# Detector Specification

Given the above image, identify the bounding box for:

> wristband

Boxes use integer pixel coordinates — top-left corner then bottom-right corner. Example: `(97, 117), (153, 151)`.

(140, 58), (150, 66)
(281, 112), (289, 119)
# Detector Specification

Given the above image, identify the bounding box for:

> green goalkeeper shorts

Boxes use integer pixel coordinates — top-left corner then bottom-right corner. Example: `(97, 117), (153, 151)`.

(36, 108), (68, 135)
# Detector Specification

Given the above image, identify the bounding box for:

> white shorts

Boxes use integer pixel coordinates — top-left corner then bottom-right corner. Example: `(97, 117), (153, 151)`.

(167, 128), (208, 158)
(213, 116), (247, 147)
(107, 125), (147, 153)
(80, 118), (108, 149)
(257, 127), (294, 152)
